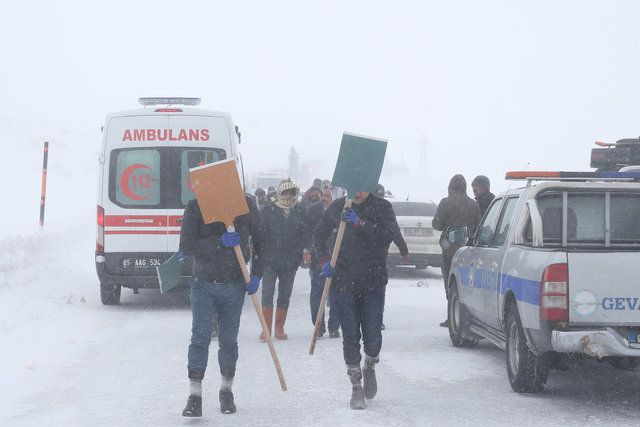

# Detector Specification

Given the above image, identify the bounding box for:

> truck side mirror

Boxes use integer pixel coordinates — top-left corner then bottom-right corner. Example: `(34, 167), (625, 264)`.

(235, 125), (242, 143)
(447, 226), (469, 246)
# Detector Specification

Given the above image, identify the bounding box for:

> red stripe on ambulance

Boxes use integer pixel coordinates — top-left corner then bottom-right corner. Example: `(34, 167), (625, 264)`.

(105, 215), (168, 227)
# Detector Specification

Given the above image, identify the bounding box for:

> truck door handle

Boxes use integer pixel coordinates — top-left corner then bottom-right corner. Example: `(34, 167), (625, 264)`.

(175, 218), (183, 224)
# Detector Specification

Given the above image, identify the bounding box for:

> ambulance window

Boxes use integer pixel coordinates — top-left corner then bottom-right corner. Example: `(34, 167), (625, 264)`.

(112, 149), (161, 207)
(180, 149), (225, 205)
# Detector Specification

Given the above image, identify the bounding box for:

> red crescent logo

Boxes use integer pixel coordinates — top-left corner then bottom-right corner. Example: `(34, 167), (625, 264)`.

(121, 163), (151, 201)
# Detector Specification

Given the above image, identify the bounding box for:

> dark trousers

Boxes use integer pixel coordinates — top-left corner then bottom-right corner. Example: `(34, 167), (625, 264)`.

(441, 246), (459, 297)
(187, 278), (245, 379)
(309, 269), (340, 332)
(335, 286), (385, 366)
(261, 265), (296, 309)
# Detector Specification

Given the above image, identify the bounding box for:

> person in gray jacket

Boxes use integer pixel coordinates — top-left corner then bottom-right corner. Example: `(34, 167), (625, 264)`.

(432, 174), (481, 327)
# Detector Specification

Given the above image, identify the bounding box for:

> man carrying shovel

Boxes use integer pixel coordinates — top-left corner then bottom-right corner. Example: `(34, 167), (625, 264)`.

(314, 189), (398, 409)
(179, 192), (266, 416)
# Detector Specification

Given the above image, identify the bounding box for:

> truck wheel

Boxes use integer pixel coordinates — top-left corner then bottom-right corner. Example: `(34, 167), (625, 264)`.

(505, 302), (548, 392)
(448, 283), (478, 347)
(100, 282), (121, 305)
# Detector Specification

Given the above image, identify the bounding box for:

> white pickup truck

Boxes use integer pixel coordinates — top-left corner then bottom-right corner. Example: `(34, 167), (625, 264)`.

(445, 171), (640, 393)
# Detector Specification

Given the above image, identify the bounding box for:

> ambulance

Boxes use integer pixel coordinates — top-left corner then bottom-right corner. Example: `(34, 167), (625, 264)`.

(95, 98), (243, 304)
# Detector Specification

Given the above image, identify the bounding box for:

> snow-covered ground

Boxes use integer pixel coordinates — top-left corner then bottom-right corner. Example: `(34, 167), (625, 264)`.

(2, 119), (640, 425)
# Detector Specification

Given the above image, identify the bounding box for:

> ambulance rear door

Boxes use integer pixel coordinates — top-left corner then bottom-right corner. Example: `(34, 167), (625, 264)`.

(165, 114), (235, 252)
(102, 115), (170, 273)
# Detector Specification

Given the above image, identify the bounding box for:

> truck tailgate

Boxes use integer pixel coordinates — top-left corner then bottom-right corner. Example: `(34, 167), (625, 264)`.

(568, 252), (640, 325)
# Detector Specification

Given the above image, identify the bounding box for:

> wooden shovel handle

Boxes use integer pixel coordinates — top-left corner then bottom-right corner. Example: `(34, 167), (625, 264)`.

(309, 199), (352, 355)
(228, 226), (287, 391)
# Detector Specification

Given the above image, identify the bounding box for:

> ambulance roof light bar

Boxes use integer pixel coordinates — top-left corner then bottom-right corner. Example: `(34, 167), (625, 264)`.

(505, 171), (640, 183)
(138, 97), (201, 106)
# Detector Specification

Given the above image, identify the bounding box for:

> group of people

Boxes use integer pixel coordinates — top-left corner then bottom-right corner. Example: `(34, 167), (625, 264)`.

(432, 174), (495, 327)
(177, 171), (494, 416)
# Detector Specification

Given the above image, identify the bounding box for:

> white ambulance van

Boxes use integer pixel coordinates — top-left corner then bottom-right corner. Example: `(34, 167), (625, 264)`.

(95, 98), (243, 304)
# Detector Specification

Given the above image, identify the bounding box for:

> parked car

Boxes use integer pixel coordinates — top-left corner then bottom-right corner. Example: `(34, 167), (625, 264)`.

(445, 170), (640, 393)
(388, 200), (442, 269)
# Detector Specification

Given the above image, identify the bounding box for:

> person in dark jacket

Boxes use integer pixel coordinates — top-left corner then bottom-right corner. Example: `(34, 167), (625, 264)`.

(432, 174), (481, 327)
(179, 195), (265, 417)
(374, 183), (408, 331)
(259, 179), (309, 341)
(305, 187), (342, 338)
(314, 191), (399, 410)
(471, 175), (495, 215)
(300, 185), (322, 209)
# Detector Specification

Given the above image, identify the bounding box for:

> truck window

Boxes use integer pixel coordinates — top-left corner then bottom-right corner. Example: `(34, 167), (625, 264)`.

(530, 191), (640, 247)
(180, 149), (225, 205)
(610, 193), (640, 243)
(111, 149), (161, 207)
(476, 199), (503, 246)
(493, 197), (519, 246)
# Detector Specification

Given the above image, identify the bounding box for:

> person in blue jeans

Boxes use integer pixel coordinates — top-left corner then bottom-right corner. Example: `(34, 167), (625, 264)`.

(178, 195), (266, 417)
(314, 190), (398, 410)
(306, 187), (341, 337)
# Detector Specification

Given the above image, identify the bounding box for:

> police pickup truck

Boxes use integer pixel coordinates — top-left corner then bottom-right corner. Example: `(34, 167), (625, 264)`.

(445, 171), (640, 393)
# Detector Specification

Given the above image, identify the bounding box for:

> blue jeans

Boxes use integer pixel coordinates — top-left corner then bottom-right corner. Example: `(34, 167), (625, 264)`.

(261, 265), (296, 309)
(187, 277), (245, 379)
(335, 286), (385, 366)
(309, 269), (340, 332)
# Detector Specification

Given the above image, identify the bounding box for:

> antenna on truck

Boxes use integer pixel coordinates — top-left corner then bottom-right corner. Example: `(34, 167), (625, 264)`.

(138, 97), (201, 106)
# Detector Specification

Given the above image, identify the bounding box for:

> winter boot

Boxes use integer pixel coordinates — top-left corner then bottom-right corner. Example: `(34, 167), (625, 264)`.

(182, 395), (202, 417)
(329, 329), (340, 338)
(317, 322), (326, 338)
(259, 307), (273, 342)
(362, 355), (378, 400)
(219, 390), (236, 414)
(275, 308), (288, 340)
(347, 365), (366, 410)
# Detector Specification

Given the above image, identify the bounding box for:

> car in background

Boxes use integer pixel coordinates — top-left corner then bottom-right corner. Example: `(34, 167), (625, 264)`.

(388, 200), (442, 269)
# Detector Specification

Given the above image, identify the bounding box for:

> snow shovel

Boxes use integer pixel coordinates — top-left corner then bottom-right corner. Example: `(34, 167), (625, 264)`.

(309, 132), (388, 355)
(156, 252), (184, 294)
(190, 159), (287, 391)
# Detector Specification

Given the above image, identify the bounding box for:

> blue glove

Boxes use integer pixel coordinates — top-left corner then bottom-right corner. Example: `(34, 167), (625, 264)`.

(220, 231), (240, 247)
(341, 209), (362, 227)
(321, 262), (335, 278)
(247, 275), (260, 295)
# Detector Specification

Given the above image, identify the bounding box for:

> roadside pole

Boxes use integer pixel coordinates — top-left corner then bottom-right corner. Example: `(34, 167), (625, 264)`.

(39, 141), (49, 230)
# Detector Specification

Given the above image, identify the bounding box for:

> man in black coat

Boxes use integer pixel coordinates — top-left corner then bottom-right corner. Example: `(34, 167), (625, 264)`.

(179, 195), (265, 417)
(314, 191), (399, 410)
(259, 179), (309, 341)
(471, 175), (495, 215)
(432, 174), (481, 327)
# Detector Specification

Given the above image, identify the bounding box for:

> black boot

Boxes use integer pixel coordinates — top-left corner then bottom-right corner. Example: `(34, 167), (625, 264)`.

(363, 355), (378, 400)
(219, 390), (236, 414)
(329, 329), (340, 338)
(182, 395), (202, 417)
(347, 365), (365, 410)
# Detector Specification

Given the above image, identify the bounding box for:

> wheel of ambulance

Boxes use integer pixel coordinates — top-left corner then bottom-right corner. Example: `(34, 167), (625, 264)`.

(447, 281), (478, 347)
(505, 301), (548, 393)
(100, 282), (121, 305)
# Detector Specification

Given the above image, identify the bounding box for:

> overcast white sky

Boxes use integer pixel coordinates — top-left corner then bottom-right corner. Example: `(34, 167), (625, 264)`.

(1, 1), (640, 200)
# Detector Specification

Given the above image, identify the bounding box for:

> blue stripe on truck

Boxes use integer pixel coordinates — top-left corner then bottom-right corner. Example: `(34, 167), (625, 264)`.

(457, 267), (540, 306)
(500, 274), (540, 306)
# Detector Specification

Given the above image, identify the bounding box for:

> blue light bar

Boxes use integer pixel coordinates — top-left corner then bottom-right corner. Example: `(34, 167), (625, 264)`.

(505, 171), (640, 181)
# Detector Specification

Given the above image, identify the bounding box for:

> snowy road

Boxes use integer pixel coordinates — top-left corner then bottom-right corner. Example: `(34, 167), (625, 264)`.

(3, 226), (640, 426)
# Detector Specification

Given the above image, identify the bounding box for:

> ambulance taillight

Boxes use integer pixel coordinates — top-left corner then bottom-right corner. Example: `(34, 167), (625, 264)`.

(540, 263), (568, 321)
(96, 205), (105, 253)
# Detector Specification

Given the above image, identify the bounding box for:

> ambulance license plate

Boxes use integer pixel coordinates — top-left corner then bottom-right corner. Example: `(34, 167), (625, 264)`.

(405, 227), (432, 237)
(121, 257), (163, 269)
